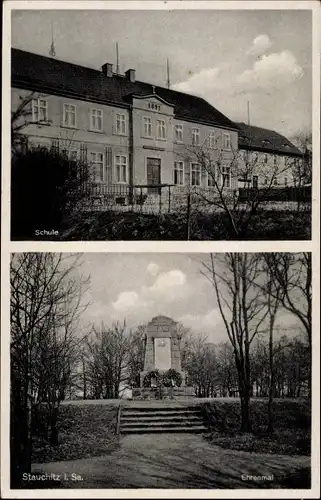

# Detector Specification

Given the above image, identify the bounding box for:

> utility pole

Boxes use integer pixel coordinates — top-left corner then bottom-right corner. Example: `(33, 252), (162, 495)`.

(49, 21), (56, 58)
(166, 58), (170, 89)
(116, 42), (120, 74)
(247, 101), (250, 126)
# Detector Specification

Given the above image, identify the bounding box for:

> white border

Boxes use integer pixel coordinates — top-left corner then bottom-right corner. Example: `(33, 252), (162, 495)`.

(2, 1), (320, 499)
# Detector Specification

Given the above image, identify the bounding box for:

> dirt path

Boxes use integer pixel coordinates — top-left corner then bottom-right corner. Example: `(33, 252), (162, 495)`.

(31, 433), (309, 489)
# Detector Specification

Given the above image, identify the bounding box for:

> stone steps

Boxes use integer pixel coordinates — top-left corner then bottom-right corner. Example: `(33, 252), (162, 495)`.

(121, 416), (202, 423)
(121, 426), (206, 435)
(120, 405), (207, 435)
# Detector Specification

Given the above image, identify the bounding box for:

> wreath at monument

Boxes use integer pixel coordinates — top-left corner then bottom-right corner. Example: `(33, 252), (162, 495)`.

(162, 369), (182, 388)
(142, 370), (160, 388)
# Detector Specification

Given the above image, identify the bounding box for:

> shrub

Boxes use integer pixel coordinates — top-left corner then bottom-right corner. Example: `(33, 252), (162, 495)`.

(142, 370), (160, 388)
(11, 146), (93, 240)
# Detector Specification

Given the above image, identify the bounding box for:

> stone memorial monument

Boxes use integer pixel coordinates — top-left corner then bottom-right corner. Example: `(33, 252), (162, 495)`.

(132, 315), (194, 399)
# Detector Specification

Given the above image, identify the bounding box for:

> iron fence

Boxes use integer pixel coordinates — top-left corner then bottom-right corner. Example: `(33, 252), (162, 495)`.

(85, 183), (311, 215)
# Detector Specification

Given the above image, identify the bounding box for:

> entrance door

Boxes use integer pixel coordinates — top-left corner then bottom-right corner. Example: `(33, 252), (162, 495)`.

(252, 175), (258, 189)
(147, 158), (161, 194)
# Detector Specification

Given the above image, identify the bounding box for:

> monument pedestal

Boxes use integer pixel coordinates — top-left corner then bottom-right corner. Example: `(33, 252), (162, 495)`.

(134, 316), (194, 400)
(132, 386), (195, 400)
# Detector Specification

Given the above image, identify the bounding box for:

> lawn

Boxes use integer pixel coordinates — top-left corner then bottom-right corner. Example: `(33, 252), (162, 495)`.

(31, 404), (119, 464)
(12, 209), (311, 240)
(201, 398), (311, 456)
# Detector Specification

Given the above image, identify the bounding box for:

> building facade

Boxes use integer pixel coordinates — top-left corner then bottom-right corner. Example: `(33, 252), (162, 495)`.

(237, 122), (302, 188)
(11, 48), (302, 202)
(11, 48), (238, 199)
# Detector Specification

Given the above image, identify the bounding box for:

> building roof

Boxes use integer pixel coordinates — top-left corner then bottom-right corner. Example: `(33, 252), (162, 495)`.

(11, 48), (237, 131)
(237, 122), (301, 157)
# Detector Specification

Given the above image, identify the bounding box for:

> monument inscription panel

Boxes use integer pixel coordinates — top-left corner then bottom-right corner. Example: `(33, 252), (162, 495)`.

(154, 337), (171, 370)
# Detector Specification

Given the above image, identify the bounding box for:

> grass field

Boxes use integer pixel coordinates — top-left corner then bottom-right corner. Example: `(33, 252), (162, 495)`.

(32, 398), (311, 463)
(12, 209), (311, 240)
(202, 398), (311, 456)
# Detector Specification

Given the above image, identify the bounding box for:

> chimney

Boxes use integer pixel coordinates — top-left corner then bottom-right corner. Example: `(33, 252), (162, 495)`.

(102, 63), (113, 77)
(125, 68), (136, 83)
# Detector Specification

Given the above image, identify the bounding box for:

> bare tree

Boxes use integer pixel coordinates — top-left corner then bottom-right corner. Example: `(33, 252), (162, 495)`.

(182, 334), (218, 397)
(10, 253), (89, 486)
(264, 253), (312, 396)
(291, 132), (312, 187)
(201, 253), (269, 432)
(84, 321), (133, 399)
(179, 139), (298, 238)
(262, 255), (284, 432)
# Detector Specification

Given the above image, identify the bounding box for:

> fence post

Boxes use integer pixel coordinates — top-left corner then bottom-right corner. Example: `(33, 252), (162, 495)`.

(140, 187), (143, 213)
(186, 192), (191, 240)
(168, 185), (171, 213)
(159, 187), (162, 214)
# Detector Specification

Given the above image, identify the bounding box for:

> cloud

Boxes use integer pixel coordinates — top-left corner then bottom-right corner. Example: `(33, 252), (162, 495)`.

(149, 269), (186, 293)
(172, 66), (225, 95)
(247, 34), (272, 57)
(112, 291), (140, 311)
(237, 50), (304, 91)
(178, 309), (225, 340)
(146, 262), (160, 276)
(111, 269), (188, 317)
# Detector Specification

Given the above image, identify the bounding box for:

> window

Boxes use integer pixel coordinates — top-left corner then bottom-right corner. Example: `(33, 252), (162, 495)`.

(221, 166), (231, 188)
(284, 177), (288, 186)
(222, 133), (231, 150)
(252, 152), (258, 162)
(264, 177), (268, 185)
(273, 155), (277, 167)
(273, 178), (278, 186)
(91, 108), (103, 131)
(263, 154), (268, 164)
(175, 124), (183, 143)
(70, 150), (78, 161)
(252, 175), (258, 189)
(208, 130), (216, 148)
(90, 152), (105, 182)
(157, 119), (166, 139)
(191, 163), (201, 186)
(32, 99), (48, 122)
(116, 113), (126, 135)
(192, 128), (200, 146)
(174, 161), (184, 185)
(63, 104), (76, 128)
(143, 116), (152, 137)
(115, 155), (128, 183)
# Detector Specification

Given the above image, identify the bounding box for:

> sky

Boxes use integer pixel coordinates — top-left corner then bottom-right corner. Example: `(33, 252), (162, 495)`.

(71, 253), (302, 344)
(11, 8), (312, 138)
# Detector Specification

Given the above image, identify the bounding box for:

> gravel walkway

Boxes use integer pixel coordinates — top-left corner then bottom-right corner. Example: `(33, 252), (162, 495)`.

(31, 433), (310, 489)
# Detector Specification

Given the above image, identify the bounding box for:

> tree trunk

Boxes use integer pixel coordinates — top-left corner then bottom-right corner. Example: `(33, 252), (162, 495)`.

(267, 327), (274, 433)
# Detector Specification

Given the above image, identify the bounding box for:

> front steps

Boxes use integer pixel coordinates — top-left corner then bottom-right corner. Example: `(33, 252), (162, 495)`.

(120, 405), (207, 434)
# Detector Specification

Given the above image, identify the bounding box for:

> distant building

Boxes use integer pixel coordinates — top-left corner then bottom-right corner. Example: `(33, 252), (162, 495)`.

(237, 123), (303, 188)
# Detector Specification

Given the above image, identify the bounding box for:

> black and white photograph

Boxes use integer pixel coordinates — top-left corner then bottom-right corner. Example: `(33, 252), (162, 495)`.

(1, 1), (319, 498)
(9, 252), (312, 490)
(9, 6), (312, 241)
